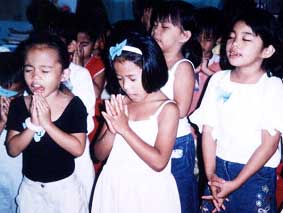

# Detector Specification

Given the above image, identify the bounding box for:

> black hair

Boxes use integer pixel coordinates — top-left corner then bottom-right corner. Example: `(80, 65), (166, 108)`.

(107, 33), (168, 94)
(76, 23), (100, 44)
(132, 0), (164, 21)
(26, 0), (59, 31)
(194, 7), (223, 41)
(107, 20), (148, 46)
(151, 1), (202, 67)
(18, 32), (70, 70)
(0, 52), (24, 90)
(48, 11), (77, 45)
(221, 8), (283, 78)
(103, 20), (148, 94)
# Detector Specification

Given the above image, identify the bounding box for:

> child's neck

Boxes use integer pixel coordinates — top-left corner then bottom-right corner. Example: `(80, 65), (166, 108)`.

(231, 67), (265, 84)
(164, 51), (183, 69)
(83, 56), (91, 66)
(44, 90), (64, 104)
(203, 51), (213, 60)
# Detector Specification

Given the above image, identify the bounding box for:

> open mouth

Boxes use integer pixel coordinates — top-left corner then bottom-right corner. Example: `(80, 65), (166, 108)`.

(228, 50), (241, 58)
(31, 83), (44, 94)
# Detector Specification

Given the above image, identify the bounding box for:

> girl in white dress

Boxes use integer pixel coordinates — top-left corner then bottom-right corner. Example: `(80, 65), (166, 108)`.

(91, 33), (181, 213)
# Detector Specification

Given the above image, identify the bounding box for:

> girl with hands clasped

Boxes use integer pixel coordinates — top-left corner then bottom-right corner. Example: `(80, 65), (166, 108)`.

(6, 33), (89, 213)
(190, 8), (283, 212)
(91, 33), (181, 213)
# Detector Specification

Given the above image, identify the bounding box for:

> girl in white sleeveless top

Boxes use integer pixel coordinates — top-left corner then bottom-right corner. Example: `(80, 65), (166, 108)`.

(151, 1), (202, 212)
(92, 33), (180, 212)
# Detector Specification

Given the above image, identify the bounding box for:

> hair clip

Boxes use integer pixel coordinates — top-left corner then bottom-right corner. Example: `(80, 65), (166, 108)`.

(109, 39), (127, 60)
(109, 39), (143, 60)
(0, 86), (18, 97)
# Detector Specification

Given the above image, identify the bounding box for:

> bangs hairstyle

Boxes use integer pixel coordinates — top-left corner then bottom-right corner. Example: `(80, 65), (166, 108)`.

(19, 32), (70, 70)
(151, 1), (194, 31)
(151, 1), (202, 67)
(224, 8), (283, 76)
(194, 7), (223, 41)
(108, 33), (168, 94)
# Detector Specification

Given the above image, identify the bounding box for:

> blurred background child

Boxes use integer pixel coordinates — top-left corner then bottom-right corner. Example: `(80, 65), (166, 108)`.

(0, 52), (24, 213)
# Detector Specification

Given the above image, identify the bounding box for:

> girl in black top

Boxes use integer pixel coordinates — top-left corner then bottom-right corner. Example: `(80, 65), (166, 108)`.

(6, 33), (88, 213)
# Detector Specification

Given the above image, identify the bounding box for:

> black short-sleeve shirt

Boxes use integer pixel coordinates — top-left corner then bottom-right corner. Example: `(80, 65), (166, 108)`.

(6, 96), (87, 183)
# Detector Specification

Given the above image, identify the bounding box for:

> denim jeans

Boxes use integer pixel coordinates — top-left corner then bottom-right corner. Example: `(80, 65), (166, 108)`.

(171, 134), (199, 213)
(201, 157), (276, 213)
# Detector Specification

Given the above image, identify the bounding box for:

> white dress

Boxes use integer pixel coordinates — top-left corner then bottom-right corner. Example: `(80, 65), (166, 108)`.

(91, 101), (181, 213)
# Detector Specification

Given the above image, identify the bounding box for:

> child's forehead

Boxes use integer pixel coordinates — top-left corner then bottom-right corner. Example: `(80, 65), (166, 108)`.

(77, 32), (91, 41)
(199, 31), (216, 40)
(27, 46), (59, 58)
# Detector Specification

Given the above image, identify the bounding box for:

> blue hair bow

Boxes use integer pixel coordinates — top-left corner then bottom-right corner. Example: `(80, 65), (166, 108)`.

(109, 39), (127, 60)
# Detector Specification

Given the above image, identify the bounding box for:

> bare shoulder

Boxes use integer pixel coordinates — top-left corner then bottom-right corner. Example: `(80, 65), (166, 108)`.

(159, 101), (179, 119)
(175, 60), (194, 75)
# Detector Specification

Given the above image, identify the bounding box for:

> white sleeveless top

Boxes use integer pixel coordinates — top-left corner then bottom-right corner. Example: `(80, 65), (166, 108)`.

(161, 59), (194, 137)
(92, 100), (181, 213)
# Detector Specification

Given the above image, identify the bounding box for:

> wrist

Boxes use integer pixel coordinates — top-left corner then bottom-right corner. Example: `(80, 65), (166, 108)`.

(25, 117), (44, 132)
(206, 172), (216, 181)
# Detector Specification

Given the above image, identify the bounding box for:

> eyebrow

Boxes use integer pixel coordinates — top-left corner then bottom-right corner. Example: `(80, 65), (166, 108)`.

(117, 74), (136, 78)
(23, 64), (54, 69)
(231, 30), (255, 36)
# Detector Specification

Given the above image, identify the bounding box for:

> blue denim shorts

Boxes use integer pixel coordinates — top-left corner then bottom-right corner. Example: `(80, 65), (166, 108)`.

(171, 134), (199, 213)
(201, 157), (276, 213)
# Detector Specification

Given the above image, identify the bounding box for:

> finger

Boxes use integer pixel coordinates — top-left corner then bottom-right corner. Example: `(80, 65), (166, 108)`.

(110, 96), (118, 115)
(105, 100), (116, 116)
(201, 195), (214, 200)
(102, 112), (116, 133)
(212, 200), (221, 212)
(117, 94), (124, 112)
(211, 175), (226, 183)
(112, 96), (121, 115)
(209, 181), (224, 189)
(124, 104), (128, 116)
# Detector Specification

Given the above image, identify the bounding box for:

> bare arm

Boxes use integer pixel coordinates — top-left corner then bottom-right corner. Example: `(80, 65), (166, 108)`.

(44, 124), (86, 157)
(121, 103), (179, 171)
(211, 130), (281, 199)
(36, 95), (86, 157)
(93, 69), (105, 98)
(103, 95), (179, 172)
(6, 129), (35, 156)
(93, 123), (116, 161)
(202, 125), (217, 180)
(174, 62), (195, 117)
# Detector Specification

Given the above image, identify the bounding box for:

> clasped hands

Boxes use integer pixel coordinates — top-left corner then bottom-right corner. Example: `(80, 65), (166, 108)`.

(203, 174), (238, 212)
(102, 94), (129, 135)
(30, 94), (51, 129)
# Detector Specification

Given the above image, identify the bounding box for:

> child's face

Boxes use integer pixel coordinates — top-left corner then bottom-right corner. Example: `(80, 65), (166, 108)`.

(226, 21), (267, 68)
(198, 33), (217, 58)
(24, 47), (66, 97)
(114, 60), (147, 102)
(152, 21), (184, 53)
(77, 32), (94, 59)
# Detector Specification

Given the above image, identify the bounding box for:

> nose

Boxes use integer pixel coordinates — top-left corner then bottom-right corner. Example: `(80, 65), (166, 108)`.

(32, 69), (42, 80)
(151, 24), (160, 38)
(121, 78), (130, 92)
(231, 37), (240, 48)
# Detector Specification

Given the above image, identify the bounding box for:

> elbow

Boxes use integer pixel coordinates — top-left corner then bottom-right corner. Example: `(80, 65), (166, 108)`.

(179, 107), (189, 118)
(150, 160), (168, 172)
(7, 146), (21, 157)
(72, 144), (85, 157)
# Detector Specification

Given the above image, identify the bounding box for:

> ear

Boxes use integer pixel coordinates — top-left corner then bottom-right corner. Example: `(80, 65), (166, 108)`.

(180, 30), (191, 43)
(262, 45), (275, 59)
(61, 68), (70, 82)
